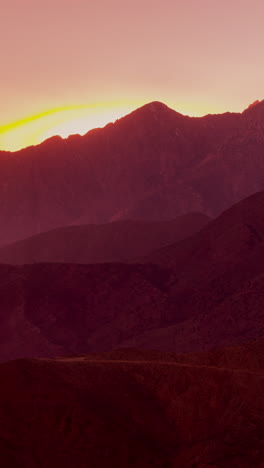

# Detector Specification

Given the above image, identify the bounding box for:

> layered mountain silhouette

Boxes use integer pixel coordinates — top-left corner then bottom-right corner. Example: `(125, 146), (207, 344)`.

(1, 102), (264, 467)
(0, 213), (209, 264)
(0, 342), (264, 467)
(1, 100), (264, 244)
(0, 190), (264, 361)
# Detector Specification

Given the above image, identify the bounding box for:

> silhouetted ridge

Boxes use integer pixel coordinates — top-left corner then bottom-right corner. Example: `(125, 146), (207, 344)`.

(0, 213), (210, 265)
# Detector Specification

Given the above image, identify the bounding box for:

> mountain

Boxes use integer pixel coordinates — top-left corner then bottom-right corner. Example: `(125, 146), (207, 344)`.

(0, 342), (264, 467)
(0, 100), (264, 244)
(0, 191), (264, 361)
(0, 262), (176, 361)
(125, 189), (264, 351)
(0, 213), (209, 265)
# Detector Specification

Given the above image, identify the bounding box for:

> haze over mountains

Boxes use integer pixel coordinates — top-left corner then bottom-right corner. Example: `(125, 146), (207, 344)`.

(0, 100), (264, 245)
(0, 213), (209, 265)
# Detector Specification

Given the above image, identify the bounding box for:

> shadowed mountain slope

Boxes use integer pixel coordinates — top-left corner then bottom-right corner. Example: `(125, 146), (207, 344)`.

(124, 190), (264, 350)
(0, 262), (176, 361)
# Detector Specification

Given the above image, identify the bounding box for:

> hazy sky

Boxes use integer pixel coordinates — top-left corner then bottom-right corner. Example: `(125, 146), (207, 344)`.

(1, 0), (264, 150)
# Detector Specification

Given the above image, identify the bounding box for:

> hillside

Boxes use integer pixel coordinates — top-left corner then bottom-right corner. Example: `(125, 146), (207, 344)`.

(125, 189), (264, 351)
(0, 213), (209, 265)
(0, 343), (263, 467)
(0, 262), (176, 361)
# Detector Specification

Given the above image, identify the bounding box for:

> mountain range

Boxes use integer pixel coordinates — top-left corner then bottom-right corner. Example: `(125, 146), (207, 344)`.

(1, 189), (264, 361)
(1, 99), (264, 245)
(1, 100), (264, 467)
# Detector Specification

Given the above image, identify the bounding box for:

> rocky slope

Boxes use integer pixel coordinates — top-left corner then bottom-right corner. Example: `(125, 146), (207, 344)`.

(0, 261), (177, 361)
(125, 189), (264, 351)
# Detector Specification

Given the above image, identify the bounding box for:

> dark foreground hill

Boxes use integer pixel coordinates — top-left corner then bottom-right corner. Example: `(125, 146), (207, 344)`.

(0, 343), (264, 467)
(1, 100), (264, 244)
(0, 213), (209, 265)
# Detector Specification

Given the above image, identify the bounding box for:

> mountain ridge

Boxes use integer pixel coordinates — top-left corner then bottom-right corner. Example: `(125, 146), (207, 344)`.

(4, 99), (262, 154)
(0, 213), (210, 265)
(0, 100), (264, 244)
(0, 191), (264, 360)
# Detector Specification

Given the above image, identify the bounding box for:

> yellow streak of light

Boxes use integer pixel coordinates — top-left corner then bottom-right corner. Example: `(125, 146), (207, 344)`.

(0, 101), (144, 152)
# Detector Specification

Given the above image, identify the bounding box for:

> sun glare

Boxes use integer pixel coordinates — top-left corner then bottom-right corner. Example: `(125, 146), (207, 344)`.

(0, 102), (144, 152)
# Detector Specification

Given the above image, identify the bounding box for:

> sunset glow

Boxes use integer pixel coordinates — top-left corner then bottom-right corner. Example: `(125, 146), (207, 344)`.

(1, 0), (264, 151)
(0, 102), (144, 152)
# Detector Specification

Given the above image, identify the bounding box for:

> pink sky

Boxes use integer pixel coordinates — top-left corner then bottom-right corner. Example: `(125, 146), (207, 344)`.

(1, 0), (264, 149)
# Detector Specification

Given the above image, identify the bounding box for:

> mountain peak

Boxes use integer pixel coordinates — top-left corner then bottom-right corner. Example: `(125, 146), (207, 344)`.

(146, 101), (170, 111)
(243, 99), (264, 113)
(124, 101), (184, 124)
(134, 101), (174, 115)
(247, 100), (261, 109)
